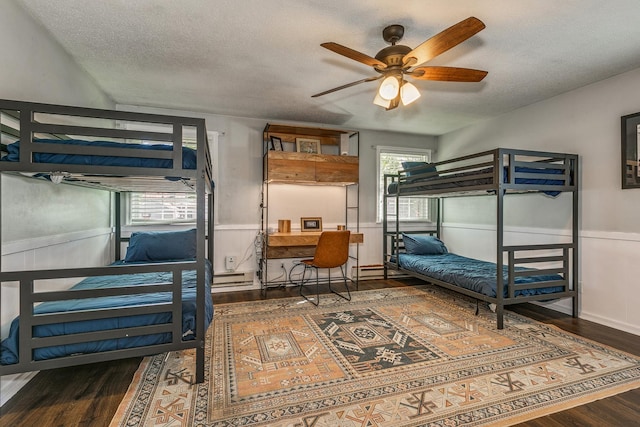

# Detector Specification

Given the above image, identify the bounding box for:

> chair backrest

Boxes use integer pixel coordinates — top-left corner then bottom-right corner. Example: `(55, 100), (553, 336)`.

(312, 230), (351, 268)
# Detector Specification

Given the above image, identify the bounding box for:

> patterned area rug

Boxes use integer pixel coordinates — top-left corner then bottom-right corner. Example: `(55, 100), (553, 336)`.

(110, 286), (640, 427)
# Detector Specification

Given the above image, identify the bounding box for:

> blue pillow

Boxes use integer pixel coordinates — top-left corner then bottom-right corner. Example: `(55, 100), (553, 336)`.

(401, 161), (437, 177)
(402, 233), (448, 255)
(124, 229), (197, 262)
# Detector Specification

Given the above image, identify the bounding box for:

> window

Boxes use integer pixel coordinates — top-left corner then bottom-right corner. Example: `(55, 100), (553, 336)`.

(376, 146), (432, 222)
(128, 192), (201, 224)
(126, 130), (218, 225)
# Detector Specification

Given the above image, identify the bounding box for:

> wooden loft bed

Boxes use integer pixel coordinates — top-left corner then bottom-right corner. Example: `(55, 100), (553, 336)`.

(383, 148), (579, 329)
(0, 99), (214, 383)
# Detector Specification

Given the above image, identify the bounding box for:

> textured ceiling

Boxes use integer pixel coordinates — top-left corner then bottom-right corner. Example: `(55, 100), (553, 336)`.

(14, 0), (640, 135)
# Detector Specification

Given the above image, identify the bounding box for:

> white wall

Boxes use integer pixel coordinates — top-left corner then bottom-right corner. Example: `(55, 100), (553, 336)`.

(1, 1), (112, 109)
(0, 0), (114, 242)
(1, 1), (114, 405)
(439, 67), (640, 335)
(1, 174), (112, 241)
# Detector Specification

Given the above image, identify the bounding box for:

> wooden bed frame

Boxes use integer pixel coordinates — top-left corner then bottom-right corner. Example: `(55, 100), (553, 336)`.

(0, 99), (214, 383)
(383, 148), (579, 329)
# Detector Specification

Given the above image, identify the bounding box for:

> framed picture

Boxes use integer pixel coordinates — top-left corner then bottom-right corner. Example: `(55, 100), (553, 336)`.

(621, 112), (640, 189)
(270, 135), (283, 151)
(301, 217), (322, 232)
(296, 138), (321, 154)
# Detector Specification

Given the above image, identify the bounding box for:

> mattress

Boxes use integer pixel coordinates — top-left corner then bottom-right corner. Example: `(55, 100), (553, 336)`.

(399, 252), (565, 298)
(0, 260), (213, 365)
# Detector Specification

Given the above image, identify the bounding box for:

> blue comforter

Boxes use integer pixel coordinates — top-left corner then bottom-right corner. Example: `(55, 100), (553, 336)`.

(1, 139), (198, 169)
(0, 260), (213, 365)
(399, 253), (564, 297)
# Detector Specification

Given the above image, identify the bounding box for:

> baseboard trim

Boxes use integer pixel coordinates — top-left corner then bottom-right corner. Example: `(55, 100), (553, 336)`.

(0, 371), (38, 407)
(579, 311), (640, 337)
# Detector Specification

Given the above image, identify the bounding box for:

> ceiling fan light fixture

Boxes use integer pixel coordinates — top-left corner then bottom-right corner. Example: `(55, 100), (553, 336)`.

(315, 17), (487, 110)
(378, 75), (400, 100)
(400, 81), (421, 106)
(373, 92), (391, 108)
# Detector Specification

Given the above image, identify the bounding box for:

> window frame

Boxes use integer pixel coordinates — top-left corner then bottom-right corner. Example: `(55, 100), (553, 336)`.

(376, 145), (433, 223)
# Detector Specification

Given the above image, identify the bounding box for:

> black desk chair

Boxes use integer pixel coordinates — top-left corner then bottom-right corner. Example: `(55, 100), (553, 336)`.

(299, 230), (351, 306)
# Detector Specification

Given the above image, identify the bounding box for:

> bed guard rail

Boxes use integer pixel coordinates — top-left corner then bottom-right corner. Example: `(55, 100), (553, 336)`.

(502, 243), (574, 299)
(0, 99), (210, 181)
(385, 148), (577, 196)
(0, 261), (196, 375)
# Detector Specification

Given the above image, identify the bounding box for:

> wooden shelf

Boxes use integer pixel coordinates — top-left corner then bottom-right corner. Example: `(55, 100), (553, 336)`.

(265, 151), (358, 184)
(265, 124), (350, 145)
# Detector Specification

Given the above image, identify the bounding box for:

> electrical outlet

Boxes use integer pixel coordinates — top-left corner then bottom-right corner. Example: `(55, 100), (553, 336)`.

(225, 256), (237, 271)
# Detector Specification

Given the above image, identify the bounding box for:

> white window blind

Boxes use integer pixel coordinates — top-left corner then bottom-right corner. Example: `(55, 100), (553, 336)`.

(129, 193), (202, 224)
(377, 146), (432, 222)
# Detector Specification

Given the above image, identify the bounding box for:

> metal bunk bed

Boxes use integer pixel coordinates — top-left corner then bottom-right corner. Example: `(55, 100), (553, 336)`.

(0, 99), (214, 383)
(383, 148), (579, 329)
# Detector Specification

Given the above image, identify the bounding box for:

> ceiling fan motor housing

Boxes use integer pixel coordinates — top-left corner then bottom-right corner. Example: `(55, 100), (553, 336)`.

(375, 45), (411, 70)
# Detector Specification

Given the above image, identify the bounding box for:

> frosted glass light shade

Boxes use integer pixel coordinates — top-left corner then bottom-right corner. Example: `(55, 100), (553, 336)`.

(378, 76), (400, 100)
(50, 172), (65, 184)
(373, 92), (391, 108)
(400, 82), (421, 106)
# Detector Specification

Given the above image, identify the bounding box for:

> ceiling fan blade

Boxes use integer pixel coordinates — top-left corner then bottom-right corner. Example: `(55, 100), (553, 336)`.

(311, 75), (382, 98)
(321, 42), (387, 69)
(409, 66), (488, 82)
(403, 17), (486, 67)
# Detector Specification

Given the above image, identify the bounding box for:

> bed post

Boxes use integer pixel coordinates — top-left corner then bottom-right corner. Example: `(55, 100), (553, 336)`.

(208, 192), (214, 269)
(195, 120), (206, 384)
(394, 173), (401, 271)
(0, 173), (2, 316)
(114, 192), (122, 261)
(436, 198), (443, 239)
(382, 181), (388, 279)
(496, 151), (505, 329)
(572, 156), (579, 318)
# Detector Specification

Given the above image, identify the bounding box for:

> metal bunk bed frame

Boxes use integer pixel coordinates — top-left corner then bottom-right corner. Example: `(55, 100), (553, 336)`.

(383, 148), (579, 329)
(0, 99), (214, 383)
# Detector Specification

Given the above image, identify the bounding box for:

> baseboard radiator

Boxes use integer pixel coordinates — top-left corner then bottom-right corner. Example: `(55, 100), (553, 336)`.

(212, 271), (254, 287)
(351, 264), (407, 280)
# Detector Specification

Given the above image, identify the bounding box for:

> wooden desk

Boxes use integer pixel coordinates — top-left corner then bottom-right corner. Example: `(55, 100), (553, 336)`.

(266, 231), (363, 259)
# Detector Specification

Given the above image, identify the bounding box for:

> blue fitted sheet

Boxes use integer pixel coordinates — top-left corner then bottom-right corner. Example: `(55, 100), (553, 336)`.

(1, 139), (198, 169)
(0, 260), (213, 365)
(399, 253), (564, 298)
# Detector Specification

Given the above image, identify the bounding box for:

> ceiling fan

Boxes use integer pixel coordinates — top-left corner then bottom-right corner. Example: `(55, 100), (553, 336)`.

(312, 17), (488, 110)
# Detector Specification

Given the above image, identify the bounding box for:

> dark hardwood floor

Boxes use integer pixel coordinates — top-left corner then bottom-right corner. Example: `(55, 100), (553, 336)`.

(1, 279), (638, 426)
